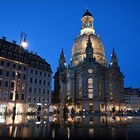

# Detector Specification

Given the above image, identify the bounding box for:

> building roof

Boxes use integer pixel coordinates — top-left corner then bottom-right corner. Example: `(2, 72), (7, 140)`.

(83, 9), (92, 17)
(0, 38), (52, 72)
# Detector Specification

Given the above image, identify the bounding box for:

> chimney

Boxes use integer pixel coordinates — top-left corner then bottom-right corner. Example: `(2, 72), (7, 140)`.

(13, 40), (16, 44)
(2, 36), (6, 40)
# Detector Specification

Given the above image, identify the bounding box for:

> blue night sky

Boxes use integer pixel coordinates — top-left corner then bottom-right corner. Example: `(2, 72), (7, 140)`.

(0, 0), (140, 88)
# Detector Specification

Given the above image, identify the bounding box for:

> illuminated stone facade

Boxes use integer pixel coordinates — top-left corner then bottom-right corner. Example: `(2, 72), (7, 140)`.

(0, 37), (52, 115)
(54, 9), (124, 113)
(72, 9), (107, 67)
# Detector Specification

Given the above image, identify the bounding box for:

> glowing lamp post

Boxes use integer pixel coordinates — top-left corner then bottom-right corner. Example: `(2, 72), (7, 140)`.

(20, 31), (28, 48)
(13, 32), (28, 120)
(21, 41), (28, 48)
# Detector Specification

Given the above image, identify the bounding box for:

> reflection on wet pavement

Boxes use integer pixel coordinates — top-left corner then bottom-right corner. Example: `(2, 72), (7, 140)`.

(0, 114), (140, 139)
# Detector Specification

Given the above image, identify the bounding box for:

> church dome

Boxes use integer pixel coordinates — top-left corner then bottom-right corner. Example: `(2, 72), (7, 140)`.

(71, 9), (107, 66)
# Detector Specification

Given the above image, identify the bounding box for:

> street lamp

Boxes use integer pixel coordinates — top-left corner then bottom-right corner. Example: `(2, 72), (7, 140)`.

(20, 31), (28, 48)
(13, 32), (28, 121)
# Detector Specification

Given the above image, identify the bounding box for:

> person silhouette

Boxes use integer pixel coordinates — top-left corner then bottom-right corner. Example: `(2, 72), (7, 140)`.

(71, 107), (75, 116)
(63, 106), (67, 119)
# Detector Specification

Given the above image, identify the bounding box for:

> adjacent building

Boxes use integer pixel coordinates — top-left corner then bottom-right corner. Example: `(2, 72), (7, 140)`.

(53, 9), (124, 114)
(124, 87), (140, 111)
(0, 37), (52, 115)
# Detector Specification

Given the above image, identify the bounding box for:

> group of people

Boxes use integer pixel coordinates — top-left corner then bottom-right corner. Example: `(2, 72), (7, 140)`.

(63, 106), (75, 118)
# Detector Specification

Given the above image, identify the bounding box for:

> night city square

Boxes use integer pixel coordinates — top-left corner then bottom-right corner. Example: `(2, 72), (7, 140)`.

(0, 0), (140, 140)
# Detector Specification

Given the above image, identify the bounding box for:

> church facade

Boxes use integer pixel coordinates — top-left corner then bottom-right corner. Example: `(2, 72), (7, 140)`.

(53, 9), (124, 114)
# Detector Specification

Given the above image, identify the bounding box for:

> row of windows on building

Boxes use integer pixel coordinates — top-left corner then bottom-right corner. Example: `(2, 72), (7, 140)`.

(0, 69), (26, 80)
(29, 69), (51, 78)
(125, 101), (140, 104)
(0, 60), (51, 78)
(27, 96), (49, 103)
(1, 92), (25, 101)
(0, 80), (50, 95)
(66, 77), (94, 99)
(66, 78), (94, 99)
(125, 96), (140, 99)
(0, 60), (27, 71)
(29, 77), (50, 86)
(0, 50), (49, 70)
(28, 87), (50, 95)
(0, 80), (15, 88)
(0, 70), (50, 86)
(1, 92), (50, 103)
(68, 77), (107, 99)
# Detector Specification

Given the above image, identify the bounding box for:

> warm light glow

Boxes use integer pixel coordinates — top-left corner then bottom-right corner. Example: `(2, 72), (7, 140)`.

(36, 121), (41, 124)
(0, 115), (5, 123)
(37, 103), (42, 106)
(80, 28), (95, 35)
(127, 116), (132, 119)
(21, 41), (28, 48)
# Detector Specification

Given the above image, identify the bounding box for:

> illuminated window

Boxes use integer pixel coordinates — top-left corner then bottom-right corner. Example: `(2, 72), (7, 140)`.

(78, 77), (82, 99)
(101, 103), (104, 109)
(88, 78), (93, 98)
(67, 81), (70, 91)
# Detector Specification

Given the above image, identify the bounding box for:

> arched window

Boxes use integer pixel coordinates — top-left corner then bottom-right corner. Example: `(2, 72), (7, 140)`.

(78, 77), (82, 99)
(67, 80), (70, 96)
(67, 82), (70, 91)
(88, 78), (93, 98)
